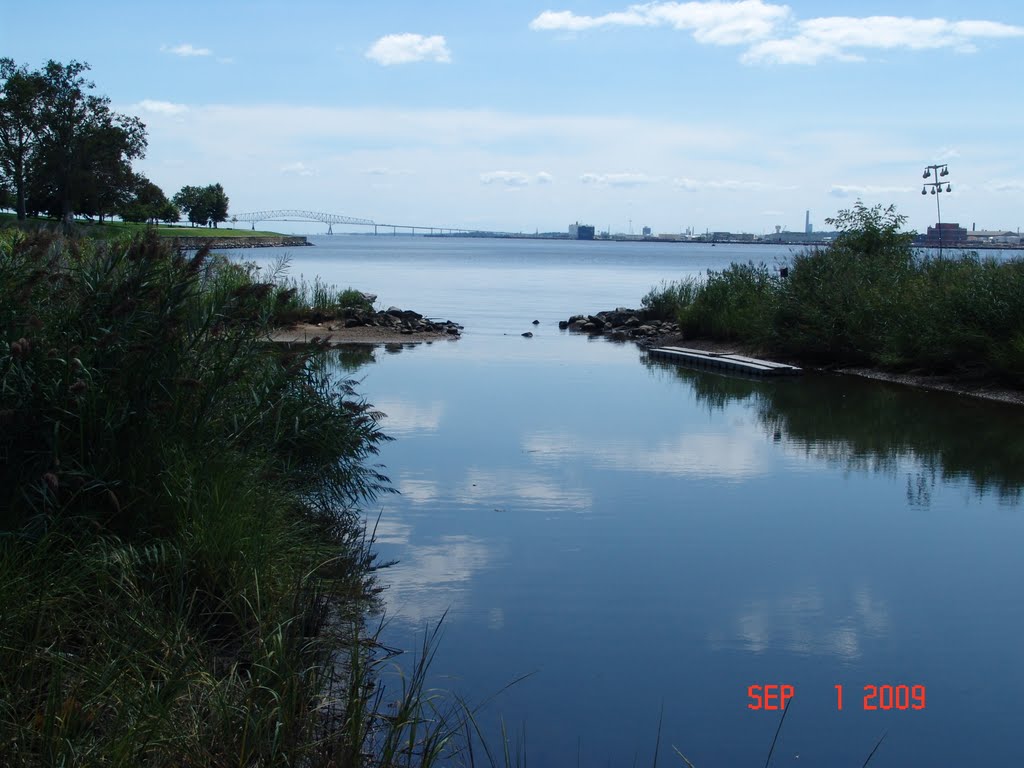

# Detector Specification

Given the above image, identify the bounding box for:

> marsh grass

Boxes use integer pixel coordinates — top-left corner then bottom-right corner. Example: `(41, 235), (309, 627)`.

(648, 203), (1024, 383)
(263, 258), (375, 324)
(0, 229), (459, 765)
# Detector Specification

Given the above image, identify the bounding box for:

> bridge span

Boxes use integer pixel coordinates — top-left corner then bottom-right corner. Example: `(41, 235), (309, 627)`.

(230, 209), (508, 237)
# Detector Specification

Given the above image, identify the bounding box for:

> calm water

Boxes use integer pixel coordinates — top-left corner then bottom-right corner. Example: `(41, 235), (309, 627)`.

(250, 236), (1024, 766)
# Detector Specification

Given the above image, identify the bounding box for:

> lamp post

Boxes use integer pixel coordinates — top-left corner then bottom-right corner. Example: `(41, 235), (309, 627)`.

(921, 163), (952, 257)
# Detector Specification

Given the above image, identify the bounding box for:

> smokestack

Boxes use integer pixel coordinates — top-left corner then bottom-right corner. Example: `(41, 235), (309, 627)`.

(805, 210), (811, 235)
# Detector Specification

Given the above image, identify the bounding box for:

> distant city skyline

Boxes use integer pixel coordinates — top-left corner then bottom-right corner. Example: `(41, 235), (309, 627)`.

(3, 1), (1022, 235)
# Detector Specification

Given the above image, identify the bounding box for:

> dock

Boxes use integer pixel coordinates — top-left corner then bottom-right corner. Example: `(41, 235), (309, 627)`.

(648, 346), (802, 377)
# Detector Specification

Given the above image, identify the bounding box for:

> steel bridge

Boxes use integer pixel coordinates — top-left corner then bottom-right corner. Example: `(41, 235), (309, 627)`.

(230, 209), (503, 236)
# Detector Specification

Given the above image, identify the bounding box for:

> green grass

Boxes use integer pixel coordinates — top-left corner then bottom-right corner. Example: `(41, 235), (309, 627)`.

(0, 211), (283, 238)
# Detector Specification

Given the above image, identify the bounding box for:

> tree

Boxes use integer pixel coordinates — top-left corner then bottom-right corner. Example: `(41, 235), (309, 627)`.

(0, 58), (44, 221)
(202, 183), (229, 228)
(27, 60), (146, 226)
(173, 183), (229, 228)
(119, 174), (177, 224)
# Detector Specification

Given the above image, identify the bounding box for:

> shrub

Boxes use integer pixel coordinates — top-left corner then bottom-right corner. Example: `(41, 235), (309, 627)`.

(641, 278), (700, 320)
(0, 230), (401, 764)
(680, 261), (781, 343)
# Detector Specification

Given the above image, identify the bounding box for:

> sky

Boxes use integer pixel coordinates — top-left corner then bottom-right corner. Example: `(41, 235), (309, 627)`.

(3, 0), (1023, 235)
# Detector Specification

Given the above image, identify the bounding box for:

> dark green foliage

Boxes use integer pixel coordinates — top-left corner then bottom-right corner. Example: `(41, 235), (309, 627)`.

(681, 261), (780, 343)
(651, 201), (1024, 384)
(641, 278), (699, 320)
(0, 59), (147, 225)
(117, 173), (178, 224)
(173, 182), (230, 228)
(774, 203), (916, 363)
(0, 230), (408, 764)
(269, 267), (376, 324)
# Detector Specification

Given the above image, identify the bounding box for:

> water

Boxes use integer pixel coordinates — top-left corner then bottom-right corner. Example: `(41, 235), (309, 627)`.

(248, 236), (1024, 766)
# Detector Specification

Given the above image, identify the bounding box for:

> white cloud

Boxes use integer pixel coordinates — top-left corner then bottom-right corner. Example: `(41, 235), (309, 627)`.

(362, 167), (415, 176)
(366, 33), (452, 65)
(280, 161), (316, 177)
(133, 99), (189, 116)
(581, 172), (660, 187)
(531, 1), (788, 45)
(744, 15), (1024, 64)
(985, 180), (1024, 193)
(480, 170), (557, 187)
(830, 184), (912, 198)
(532, 4), (1024, 65)
(673, 177), (794, 191)
(480, 170), (531, 186)
(161, 43), (212, 57)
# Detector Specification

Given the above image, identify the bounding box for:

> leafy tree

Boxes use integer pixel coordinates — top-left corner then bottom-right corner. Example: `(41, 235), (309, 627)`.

(119, 174), (177, 224)
(0, 58), (45, 220)
(203, 182), (229, 228)
(24, 60), (146, 225)
(173, 182), (229, 228)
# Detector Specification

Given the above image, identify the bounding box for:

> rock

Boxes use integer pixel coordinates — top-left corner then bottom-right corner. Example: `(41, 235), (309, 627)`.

(386, 306), (403, 316)
(610, 329), (628, 341)
(582, 322), (597, 333)
(522, 331), (533, 338)
(344, 318), (361, 328)
(625, 316), (640, 327)
(532, 319), (540, 325)
(360, 292), (377, 304)
(558, 320), (569, 330)
(446, 326), (460, 335)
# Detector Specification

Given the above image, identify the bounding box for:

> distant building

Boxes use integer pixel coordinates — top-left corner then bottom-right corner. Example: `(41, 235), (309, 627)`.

(568, 222), (595, 240)
(642, 226), (652, 237)
(805, 210), (812, 235)
(921, 222), (968, 247)
(966, 229), (1021, 245)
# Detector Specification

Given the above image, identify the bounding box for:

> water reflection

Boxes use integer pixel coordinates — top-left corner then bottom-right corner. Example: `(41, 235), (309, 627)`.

(375, 533), (493, 627)
(709, 585), (890, 660)
(373, 399), (446, 436)
(457, 467), (592, 512)
(644, 357), (1024, 502)
(523, 428), (770, 479)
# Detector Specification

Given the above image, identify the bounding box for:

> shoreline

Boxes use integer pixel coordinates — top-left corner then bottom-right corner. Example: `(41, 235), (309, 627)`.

(636, 332), (1024, 406)
(170, 234), (310, 249)
(271, 322), (457, 345)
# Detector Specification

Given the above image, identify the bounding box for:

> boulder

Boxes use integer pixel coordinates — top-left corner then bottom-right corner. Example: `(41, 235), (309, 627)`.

(558, 320), (569, 330)
(521, 331), (534, 338)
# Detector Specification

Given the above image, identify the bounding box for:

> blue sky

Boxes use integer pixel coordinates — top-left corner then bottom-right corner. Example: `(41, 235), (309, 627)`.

(3, 1), (1022, 235)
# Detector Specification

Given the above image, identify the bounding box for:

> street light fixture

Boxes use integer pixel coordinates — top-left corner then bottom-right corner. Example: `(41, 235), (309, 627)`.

(921, 163), (952, 257)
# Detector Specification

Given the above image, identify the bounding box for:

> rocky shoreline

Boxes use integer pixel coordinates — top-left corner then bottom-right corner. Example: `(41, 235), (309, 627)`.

(559, 307), (680, 345)
(171, 235), (310, 249)
(272, 305), (462, 346)
(561, 306), (1024, 406)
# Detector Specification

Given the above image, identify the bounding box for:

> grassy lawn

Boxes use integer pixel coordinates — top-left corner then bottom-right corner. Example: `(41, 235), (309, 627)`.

(0, 212), (283, 238)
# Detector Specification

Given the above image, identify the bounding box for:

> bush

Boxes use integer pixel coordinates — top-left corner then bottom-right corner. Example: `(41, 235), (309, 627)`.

(0, 230), (402, 764)
(641, 278), (700, 320)
(680, 261), (781, 343)
(648, 201), (1024, 384)
(269, 263), (374, 324)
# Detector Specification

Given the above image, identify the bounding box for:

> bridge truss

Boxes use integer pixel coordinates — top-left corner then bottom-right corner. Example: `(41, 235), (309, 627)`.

(231, 209), (506, 237)
(231, 209), (375, 234)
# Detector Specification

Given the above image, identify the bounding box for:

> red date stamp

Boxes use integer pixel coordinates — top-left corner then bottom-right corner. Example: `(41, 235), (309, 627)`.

(747, 684), (926, 711)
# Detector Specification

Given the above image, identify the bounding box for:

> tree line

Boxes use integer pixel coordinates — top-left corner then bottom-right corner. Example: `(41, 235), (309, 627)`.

(0, 58), (229, 228)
